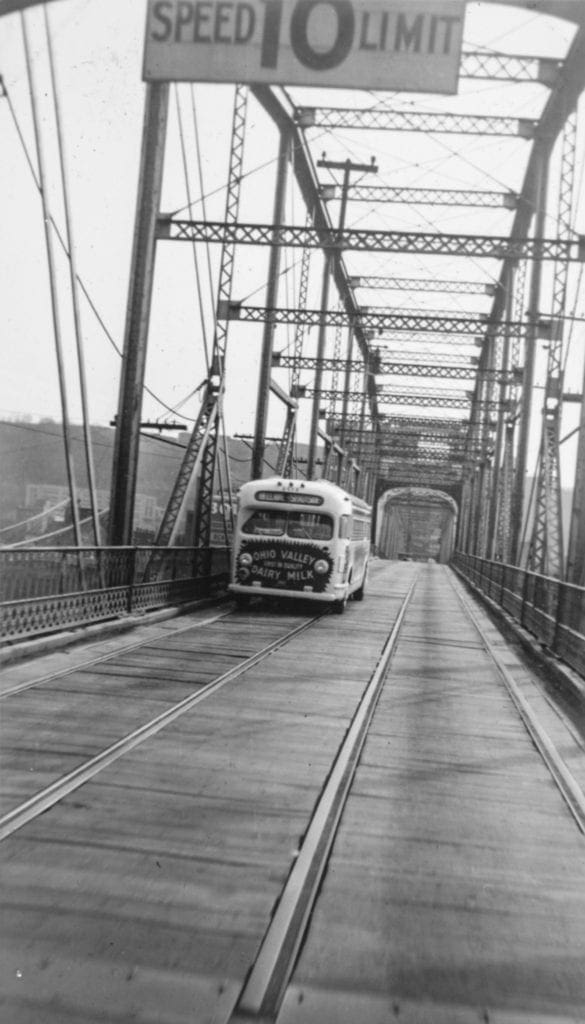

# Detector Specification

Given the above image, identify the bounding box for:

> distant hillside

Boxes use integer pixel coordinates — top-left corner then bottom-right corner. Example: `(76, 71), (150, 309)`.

(0, 419), (283, 534)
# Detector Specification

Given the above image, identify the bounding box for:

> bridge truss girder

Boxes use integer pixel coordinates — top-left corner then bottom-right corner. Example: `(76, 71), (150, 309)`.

(224, 302), (544, 338)
(158, 218), (585, 264)
(106, 7), (585, 575)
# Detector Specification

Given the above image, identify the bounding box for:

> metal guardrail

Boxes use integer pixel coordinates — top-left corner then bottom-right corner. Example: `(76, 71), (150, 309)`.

(452, 552), (585, 678)
(0, 546), (230, 644)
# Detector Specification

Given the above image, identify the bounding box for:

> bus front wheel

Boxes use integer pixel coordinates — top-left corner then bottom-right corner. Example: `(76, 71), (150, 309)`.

(353, 570), (367, 602)
(234, 594), (250, 610)
(333, 596), (347, 614)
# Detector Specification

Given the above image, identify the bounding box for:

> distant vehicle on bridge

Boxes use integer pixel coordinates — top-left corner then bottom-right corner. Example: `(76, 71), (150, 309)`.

(230, 477), (371, 613)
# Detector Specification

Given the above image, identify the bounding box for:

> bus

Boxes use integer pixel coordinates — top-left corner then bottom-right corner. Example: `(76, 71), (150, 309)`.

(229, 477), (371, 613)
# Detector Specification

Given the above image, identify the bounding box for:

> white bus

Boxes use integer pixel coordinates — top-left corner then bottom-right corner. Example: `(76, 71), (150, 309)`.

(229, 477), (371, 613)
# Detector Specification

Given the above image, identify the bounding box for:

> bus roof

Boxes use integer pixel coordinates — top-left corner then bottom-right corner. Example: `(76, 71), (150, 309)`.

(237, 477), (371, 514)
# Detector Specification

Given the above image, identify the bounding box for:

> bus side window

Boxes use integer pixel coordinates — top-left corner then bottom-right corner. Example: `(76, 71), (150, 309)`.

(339, 515), (351, 539)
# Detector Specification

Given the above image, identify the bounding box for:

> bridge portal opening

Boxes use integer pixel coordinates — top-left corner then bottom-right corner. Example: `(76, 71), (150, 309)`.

(376, 487), (458, 564)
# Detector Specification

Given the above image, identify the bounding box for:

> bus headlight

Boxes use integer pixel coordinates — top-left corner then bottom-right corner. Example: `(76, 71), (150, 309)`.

(314, 559), (329, 575)
(239, 552), (253, 566)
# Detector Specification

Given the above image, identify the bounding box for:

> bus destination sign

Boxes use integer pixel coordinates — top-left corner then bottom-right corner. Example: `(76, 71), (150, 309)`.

(143, 1), (465, 93)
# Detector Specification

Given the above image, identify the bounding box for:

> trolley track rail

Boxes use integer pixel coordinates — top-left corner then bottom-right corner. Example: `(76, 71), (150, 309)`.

(228, 575), (418, 1022)
(0, 613), (324, 842)
(2, 564), (585, 1024)
(0, 608), (234, 699)
(222, 567), (585, 1024)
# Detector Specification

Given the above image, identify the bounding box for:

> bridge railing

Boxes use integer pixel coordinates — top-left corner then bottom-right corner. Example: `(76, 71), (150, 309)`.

(452, 552), (585, 677)
(0, 546), (230, 645)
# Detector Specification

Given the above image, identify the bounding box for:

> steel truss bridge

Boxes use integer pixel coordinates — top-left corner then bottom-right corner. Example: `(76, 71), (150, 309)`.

(3, 0), (585, 592)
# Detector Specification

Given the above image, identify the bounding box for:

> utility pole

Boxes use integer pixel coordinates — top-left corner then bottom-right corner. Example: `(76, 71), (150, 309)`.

(307, 156), (377, 479)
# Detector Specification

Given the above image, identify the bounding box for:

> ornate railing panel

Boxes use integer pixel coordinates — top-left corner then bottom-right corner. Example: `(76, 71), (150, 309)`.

(0, 546), (229, 644)
(452, 552), (585, 677)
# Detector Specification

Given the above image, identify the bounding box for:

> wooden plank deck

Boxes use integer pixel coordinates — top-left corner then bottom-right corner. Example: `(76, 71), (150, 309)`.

(0, 563), (415, 1024)
(278, 566), (585, 1024)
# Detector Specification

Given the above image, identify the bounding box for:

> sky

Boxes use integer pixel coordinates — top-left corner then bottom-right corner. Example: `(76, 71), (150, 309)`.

(1, 0), (584, 488)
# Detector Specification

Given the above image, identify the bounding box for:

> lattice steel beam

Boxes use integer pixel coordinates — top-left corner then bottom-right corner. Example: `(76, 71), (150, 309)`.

(326, 187), (515, 209)
(291, 234), (311, 394)
(226, 303), (533, 338)
(529, 108), (577, 577)
(155, 84), (248, 553)
(380, 449), (467, 464)
(380, 364), (511, 382)
(360, 435), (474, 451)
(377, 346), (483, 362)
(297, 107), (536, 137)
(275, 353), (508, 383)
(330, 415), (470, 433)
(153, 382), (219, 547)
(311, 388), (475, 411)
(365, 305), (488, 321)
(372, 335), (483, 352)
(460, 51), (561, 83)
(352, 276), (496, 293)
(375, 350), (480, 366)
(379, 464), (464, 482)
(157, 218), (585, 262)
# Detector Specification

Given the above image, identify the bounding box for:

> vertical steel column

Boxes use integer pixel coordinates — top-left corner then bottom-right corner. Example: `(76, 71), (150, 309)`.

(328, 310), (344, 421)
(476, 460), (493, 558)
(276, 403), (297, 475)
(455, 475), (472, 552)
(511, 146), (549, 563)
(528, 108), (576, 577)
(109, 82), (169, 546)
(192, 85), (248, 571)
(467, 468), (481, 555)
(487, 277), (514, 557)
(151, 85), (248, 557)
(252, 126), (290, 479)
(476, 331), (497, 555)
(495, 260), (527, 562)
(566, 354), (585, 585)
(307, 253), (332, 479)
(338, 327), (354, 457)
(308, 157), (375, 480)
(290, 219), (312, 396)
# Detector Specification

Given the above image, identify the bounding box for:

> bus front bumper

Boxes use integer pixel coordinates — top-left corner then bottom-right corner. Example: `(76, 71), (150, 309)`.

(229, 583), (347, 603)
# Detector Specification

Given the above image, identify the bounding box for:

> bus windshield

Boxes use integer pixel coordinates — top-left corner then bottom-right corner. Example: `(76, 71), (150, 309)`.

(242, 509), (333, 540)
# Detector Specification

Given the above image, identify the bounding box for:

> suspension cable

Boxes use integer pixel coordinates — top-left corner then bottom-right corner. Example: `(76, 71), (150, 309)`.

(44, 5), (101, 545)
(174, 84), (211, 374)
(20, 11), (82, 547)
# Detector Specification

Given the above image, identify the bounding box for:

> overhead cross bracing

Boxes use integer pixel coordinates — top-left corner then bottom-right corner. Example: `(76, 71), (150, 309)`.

(158, 219), (585, 262)
(223, 303), (536, 338)
(307, 388), (482, 412)
(296, 108), (538, 137)
(459, 50), (561, 83)
(323, 187), (516, 209)
(373, 351), (480, 367)
(275, 353), (508, 384)
(349, 276), (497, 293)
(369, 335), (484, 348)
